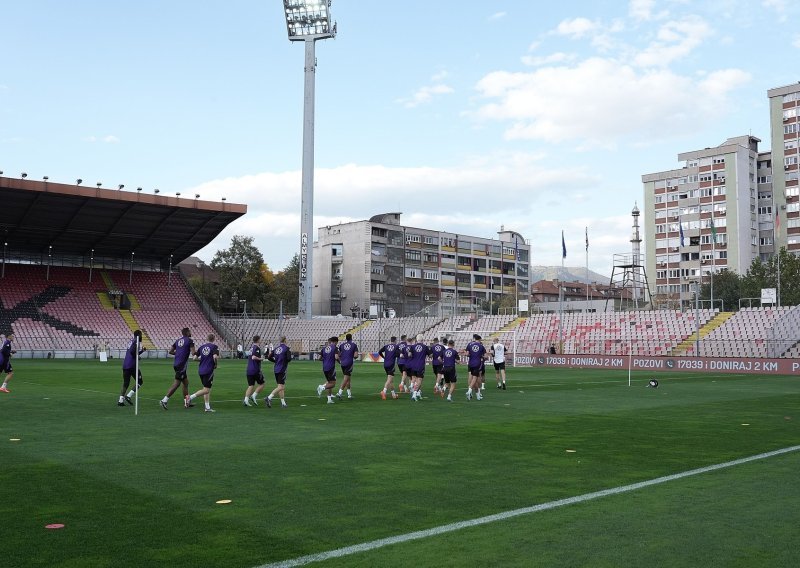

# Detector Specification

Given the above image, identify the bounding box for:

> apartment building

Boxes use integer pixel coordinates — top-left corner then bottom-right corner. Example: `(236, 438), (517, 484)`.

(767, 82), (800, 255)
(312, 212), (529, 317)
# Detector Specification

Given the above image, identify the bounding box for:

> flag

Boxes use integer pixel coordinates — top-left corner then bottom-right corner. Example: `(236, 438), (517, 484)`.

(678, 218), (685, 247)
(710, 216), (716, 244)
(561, 230), (567, 259)
(585, 227), (589, 252)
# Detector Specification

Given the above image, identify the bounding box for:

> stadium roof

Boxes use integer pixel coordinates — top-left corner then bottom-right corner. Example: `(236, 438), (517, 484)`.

(0, 176), (246, 265)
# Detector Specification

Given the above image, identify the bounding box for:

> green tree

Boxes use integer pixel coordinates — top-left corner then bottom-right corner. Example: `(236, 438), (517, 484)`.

(210, 236), (266, 314)
(271, 254), (300, 314)
(700, 268), (741, 312)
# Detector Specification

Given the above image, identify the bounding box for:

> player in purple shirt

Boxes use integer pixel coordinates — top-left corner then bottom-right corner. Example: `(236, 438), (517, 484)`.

(442, 339), (460, 401)
(316, 336), (339, 404)
(0, 333), (16, 393)
(430, 337), (445, 397)
(243, 335), (266, 407)
(336, 333), (359, 400)
(118, 330), (146, 406)
(265, 336), (292, 408)
(396, 334), (410, 393)
(408, 335), (431, 401)
(465, 334), (486, 401)
(379, 336), (399, 400)
(160, 327), (196, 410)
(185, 334), (219, 412)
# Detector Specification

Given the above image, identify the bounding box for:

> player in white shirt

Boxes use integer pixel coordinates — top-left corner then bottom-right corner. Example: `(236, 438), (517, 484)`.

(490, 340), (507, 390)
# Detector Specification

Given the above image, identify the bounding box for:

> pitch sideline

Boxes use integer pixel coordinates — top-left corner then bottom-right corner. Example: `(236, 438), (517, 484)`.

(256, 444), (800, 568)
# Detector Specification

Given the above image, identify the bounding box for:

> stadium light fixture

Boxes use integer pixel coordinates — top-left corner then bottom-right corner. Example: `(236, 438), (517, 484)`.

(21, 172), (27, 179)
(43, 176), (49, 181)
(0, 171), (3, 175)
(119, 184), (125, 190)
(176, 192), (181, 197)
(76, 179), (82, 185)
(153, 188), (159, 194)
(136, 187), (142, 192)
(283, 0), (336, 320)
(96, 182), (102, 188)
(195, 194), (200, 199)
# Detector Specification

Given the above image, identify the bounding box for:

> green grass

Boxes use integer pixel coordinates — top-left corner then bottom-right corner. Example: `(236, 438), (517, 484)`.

(1, 359), (799, 567)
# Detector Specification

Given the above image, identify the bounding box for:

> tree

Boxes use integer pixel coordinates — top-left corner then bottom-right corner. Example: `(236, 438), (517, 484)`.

(210, 236), (266, 313)
(700, 268), (741, 312)
(272, 254), (300, 314)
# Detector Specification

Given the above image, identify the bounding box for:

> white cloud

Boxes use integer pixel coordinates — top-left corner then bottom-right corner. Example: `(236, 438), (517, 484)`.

(471, 57), (750, 145)
(633, 16), (712, 67)
(762, 0), (788, 22)
(554, 17), (601, 39)
(398, 83), (454, 108)
(629, 0), (669, 21)
(793, 35), (800, 48)
(488, 11), (506, 21)
(521, 52), (575, 66)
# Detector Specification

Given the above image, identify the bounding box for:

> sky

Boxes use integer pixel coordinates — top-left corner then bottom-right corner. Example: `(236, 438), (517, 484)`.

(3, 0), (800, 277)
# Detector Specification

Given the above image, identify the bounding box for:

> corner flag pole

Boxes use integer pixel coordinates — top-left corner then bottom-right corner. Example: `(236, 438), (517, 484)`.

(134, 335), (140, 416)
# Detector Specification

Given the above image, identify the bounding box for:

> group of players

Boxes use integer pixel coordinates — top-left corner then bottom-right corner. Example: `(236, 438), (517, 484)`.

(116, 328), (508, 412)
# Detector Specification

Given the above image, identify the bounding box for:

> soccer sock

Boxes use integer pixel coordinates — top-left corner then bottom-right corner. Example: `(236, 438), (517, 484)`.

(382, 387), (387, 394)
(161, 396), (169, 403)
(127, 389), (135, 398)
(346, 389), (351, 396)
(1, 382), (6, 389)
(119, 395), (125, 403)
(205, 402), (210, 410)
(268, 394), (274, 400)
(337, 389), (343, 396)
(189, 393), (197, 401)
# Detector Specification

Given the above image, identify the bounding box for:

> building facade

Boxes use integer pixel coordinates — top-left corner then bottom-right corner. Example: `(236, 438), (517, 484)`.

(312, 213), (529, 317)
(767, 82), (800, 256)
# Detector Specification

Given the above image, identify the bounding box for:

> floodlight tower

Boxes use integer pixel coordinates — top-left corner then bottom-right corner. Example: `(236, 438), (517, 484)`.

(283, 0), (336, 319)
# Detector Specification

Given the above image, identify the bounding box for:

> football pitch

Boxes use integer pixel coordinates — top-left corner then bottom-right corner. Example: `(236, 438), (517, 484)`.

(2, 359), (799, 567)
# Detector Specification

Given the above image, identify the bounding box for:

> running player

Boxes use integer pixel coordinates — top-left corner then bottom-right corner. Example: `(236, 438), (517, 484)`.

(119, 330), (145, 406)
(465, 333), (486, 401)
(430, 337), (445, 396)
(161, 327), (195, 409)
(0, 333), (15, 393)
(408, 335), (431, 401)
(442, 339), (460, 401)
(185, 334), (219, 412)
(265, 336), (291, 408)
(336, 333), (358, 400)
(316, 336), (338, 404)
(491, 338), (507, 390)
(379, 336), (399, 400)
(396, 334), (410, 393)
(243, 335), (266, 406)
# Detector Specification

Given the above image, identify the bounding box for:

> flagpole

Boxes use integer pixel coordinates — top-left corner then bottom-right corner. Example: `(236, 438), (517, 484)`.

(559, 231), (566, 354)
(776, 209), (781, 307)
(710, 211), (715, 312)
(679, 216), (685, 311)
(585, 227), (589, 308)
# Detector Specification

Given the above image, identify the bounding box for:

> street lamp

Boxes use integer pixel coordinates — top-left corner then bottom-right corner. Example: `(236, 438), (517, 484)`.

(240, 299), (247, 318)
(283, 0), (336, 319)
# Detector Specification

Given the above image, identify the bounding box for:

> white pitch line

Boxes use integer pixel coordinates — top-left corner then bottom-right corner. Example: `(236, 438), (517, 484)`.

(256, 444), (800, 568)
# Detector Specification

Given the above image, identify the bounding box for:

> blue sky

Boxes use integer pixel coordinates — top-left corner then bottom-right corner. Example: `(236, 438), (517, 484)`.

(2, 1), (799, 276)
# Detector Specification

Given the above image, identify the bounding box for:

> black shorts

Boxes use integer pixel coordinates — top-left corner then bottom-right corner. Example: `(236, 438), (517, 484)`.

(410, 368), (425, 379)
(432, 364), (443, 375)
(247, 373), (265, 386)
(340, 365), (353, 376)
(397, 364), (406, 373)
(468, 365), (481, 376)
(200, 373), (214, 389)
(2, 362), (13, 374)
(173, 364), (188, 381)
(493, 362), (506, 371)
(274, 371), (287, 385)
(443, 367), (457, 383)
(122, 368), (142, 385)
(384, 365), (395, 376)
(324, 368), (336, 382)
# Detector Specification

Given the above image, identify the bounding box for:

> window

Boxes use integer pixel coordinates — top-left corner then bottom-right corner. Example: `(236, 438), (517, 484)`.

(759, 237), (773, 246)
(787, 202), (800, 213)
(787, 187), (800, 197)
(423, 235), (438, 245)
(405, 268), (420, 279)
(784, 123), (799, 134)
(423, 270), (439, 281)
(783, 92), (799, 103)
(758, 176), (772, 184)
(785, 140), (797, 151)
(700, 174), (712, 182)
(712, 157), (725, 164)
(713, 186), (726, 196)
(406, 233), (421, 243)
(423, 252), (438, 263)
(405, 249), (421, 261)
(371, 281), (384, 293)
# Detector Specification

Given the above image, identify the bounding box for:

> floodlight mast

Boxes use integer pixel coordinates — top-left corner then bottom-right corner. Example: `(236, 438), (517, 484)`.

(284, 0), (336, 319)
